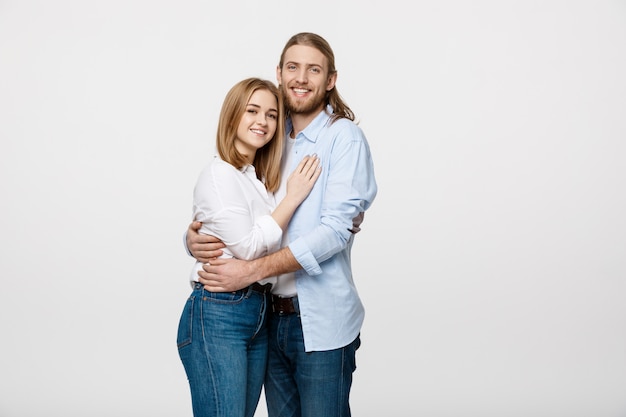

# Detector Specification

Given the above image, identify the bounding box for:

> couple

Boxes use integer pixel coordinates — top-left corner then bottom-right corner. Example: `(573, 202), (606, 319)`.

(177, 32), (378, 417)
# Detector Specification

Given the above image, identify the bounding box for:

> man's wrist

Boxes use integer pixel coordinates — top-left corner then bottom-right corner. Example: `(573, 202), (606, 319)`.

(252, 247), (300, 280)
(248, 258), (266, 283)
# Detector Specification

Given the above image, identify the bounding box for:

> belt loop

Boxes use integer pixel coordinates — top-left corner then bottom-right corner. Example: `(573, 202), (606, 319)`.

(291, 296), (299, 314)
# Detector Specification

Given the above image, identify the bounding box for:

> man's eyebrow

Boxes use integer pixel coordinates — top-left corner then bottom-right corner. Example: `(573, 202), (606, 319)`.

(286, 61), (322, 67)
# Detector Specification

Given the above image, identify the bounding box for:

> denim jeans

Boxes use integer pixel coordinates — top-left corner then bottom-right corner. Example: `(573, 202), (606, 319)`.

(177, 282), (270, 417)
(264, 307), (360, 417)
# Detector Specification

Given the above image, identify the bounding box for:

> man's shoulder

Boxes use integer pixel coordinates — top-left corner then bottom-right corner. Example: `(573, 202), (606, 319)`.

(323, 117), (366, 142)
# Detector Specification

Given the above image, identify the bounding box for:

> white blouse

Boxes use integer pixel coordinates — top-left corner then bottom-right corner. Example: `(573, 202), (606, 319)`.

(188, 156), (282, 285)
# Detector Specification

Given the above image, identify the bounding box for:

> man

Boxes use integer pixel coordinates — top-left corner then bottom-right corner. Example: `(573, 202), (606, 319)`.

(187, 32), (377, 417)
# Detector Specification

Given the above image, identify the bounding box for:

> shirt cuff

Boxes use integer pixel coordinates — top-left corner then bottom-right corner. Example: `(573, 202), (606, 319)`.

(289, 238), (322, 275)
(256, 215), (283, 253)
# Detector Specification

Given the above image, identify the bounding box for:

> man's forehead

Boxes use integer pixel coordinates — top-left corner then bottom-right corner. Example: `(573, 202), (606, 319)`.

(283, 45), (326, 66)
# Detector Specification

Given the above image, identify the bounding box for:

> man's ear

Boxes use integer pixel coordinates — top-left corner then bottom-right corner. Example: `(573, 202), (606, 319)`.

(326, 72), (337, 91)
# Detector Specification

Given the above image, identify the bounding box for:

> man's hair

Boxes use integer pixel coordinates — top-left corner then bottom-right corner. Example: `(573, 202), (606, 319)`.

(216, 77), (285, 192)
(279, 32), (355, 124)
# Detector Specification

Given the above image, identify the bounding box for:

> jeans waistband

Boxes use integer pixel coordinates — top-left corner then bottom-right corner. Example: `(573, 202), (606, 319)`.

(192, 281), (272, 295)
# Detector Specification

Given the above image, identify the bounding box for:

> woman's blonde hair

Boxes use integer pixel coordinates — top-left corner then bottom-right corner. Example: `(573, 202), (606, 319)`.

(216, 78), (285, 192)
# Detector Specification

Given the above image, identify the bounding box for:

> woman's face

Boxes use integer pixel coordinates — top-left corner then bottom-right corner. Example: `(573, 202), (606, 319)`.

(234, 89), (279, 162)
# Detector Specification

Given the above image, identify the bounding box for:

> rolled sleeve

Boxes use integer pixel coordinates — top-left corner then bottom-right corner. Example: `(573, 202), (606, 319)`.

(289, 238), (323, 275)
(255, 215), (283, 254)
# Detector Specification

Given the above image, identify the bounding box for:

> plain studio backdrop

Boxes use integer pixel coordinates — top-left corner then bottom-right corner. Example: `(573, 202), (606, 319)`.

(1, 1), (625, 416)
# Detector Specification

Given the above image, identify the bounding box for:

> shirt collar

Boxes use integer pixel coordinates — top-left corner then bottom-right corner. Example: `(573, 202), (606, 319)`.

(239, 164), (255, 174)
(286, 105), (333, 143)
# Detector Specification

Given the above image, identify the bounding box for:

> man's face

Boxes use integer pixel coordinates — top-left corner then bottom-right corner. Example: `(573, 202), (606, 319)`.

(277, 44), (336, 116)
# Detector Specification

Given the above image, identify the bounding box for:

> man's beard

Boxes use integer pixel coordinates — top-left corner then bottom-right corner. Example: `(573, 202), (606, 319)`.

(281, 84), (326, 115)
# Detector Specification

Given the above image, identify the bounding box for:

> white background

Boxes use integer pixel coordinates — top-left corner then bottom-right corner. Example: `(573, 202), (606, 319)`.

(1, 1), (625, 416)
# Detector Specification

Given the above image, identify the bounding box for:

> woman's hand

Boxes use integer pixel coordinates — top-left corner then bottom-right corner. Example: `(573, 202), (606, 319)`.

(285, 155), (322, 205)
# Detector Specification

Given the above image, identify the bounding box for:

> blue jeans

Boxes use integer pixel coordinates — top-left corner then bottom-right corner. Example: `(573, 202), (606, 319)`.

(264, 305), (360, 417)
(177, 282), (270, 417)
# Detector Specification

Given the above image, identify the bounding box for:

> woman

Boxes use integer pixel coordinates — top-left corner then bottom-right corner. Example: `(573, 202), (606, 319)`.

(177, 78), (320, 417)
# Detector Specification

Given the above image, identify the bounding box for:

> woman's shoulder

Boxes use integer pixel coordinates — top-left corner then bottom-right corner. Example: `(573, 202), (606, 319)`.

(202, 156), (239, 175)
(196, 157), (241, 186)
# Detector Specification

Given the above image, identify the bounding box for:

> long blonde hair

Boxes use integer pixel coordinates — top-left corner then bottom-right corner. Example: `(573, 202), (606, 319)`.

(215, 78), (285, 192)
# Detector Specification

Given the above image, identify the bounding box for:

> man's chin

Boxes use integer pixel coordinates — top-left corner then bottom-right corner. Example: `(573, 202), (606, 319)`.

(286, 100), (324, 115)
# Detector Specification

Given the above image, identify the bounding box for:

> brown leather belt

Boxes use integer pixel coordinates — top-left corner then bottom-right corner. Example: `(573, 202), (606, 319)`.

(271, 295), (299, 314)
(250, 282), (273, 294)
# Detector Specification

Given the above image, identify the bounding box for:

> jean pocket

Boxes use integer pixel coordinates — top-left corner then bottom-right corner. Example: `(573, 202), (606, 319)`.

(176, 295), (194, 349)
(202, 289), (247, 304)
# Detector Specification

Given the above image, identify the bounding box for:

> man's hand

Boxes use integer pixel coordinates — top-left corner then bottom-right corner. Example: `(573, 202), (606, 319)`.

(187, 221), (226, 263)
(197, 257), (256, 292)
(349, 212), (365, 234)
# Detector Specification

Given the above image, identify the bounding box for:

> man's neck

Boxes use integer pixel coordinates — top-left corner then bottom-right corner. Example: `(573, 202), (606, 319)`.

(290, 106), (325, 138)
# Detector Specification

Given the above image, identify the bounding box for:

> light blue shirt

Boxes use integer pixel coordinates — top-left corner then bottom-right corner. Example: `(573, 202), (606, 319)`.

(286, 106), (377, 351)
